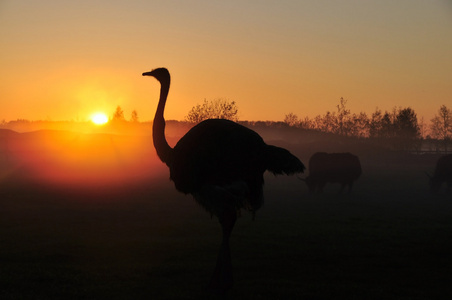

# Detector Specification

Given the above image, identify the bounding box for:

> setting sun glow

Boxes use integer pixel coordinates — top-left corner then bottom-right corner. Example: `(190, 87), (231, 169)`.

(91, 113), (109, 125)
(1, 2), (451, 123)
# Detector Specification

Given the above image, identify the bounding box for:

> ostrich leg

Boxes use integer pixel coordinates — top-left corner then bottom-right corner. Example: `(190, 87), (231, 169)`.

(208, 206), (237, 293)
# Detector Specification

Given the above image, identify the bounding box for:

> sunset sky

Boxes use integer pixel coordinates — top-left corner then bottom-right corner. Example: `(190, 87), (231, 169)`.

(1, 1), (451, 122)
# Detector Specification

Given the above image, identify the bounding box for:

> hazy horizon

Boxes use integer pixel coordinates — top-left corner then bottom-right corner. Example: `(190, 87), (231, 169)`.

(0, 99), (445, 125)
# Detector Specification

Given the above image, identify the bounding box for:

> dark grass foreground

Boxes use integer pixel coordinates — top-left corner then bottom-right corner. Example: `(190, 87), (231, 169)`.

(1, 161), (452, 299)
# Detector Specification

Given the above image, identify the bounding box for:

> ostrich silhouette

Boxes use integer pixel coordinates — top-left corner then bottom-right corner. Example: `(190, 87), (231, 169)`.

(143, 68), (305, 292)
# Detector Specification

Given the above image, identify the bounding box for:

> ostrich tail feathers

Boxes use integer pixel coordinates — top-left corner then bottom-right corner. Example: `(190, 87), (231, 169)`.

(265, 145), (305, 175)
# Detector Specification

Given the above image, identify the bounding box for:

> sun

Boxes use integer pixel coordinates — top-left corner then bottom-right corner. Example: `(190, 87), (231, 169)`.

(91, 112), (109, 125)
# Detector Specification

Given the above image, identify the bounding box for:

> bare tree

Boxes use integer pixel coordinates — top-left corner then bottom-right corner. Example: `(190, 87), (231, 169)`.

(185, 98), (239, 123)
(430, 105), (452, 153)
(381, 111), (395, 139)
(419, 116), (426, 139)
(284, 113), (299, 127)
(369, 108), (383, 138)
(112, 106), (125, 122)
(367, 107), (419, 150)
(321, 111), (337, 133)
(335, 97), (351, 136)
(131, 110), (139, 122)
(350, 112), (369, 138)
(394, 107), (420, 151)
(300, 116), (315, 130)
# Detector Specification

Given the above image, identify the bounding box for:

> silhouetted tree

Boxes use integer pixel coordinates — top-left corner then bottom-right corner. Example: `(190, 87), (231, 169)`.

(304, 98), (368, 136)
(350, 112), (369, 138)
(419, 116), (426, 139)
(280, 101), (421, 150)
(430, 105), (452, 153)
(186, 98), (238, 123)
(369, 108), (384, 138)
(299, 116), (315, 130)
(395, 108), (419, 136)
(112, 106), (125, 122)
(321, 111), (336, 133)
(131, 110), (139, 122)
(393, 107), (420, 150)
(368, 107), (418, 149)
(381, 111), (395, 139)
(284, 113), (299, 127)
(335, 97), (351, 136)
(312, 115), (322, 131)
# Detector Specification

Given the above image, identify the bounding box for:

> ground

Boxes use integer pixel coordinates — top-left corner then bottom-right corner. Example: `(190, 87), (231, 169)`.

(1, 130), (452, 299)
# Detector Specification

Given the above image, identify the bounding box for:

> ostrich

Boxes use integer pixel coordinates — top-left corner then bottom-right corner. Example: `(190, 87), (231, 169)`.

(143, 68), (304, 292)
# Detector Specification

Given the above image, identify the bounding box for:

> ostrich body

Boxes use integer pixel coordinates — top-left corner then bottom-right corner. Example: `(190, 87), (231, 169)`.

(143, 68), (304, 292)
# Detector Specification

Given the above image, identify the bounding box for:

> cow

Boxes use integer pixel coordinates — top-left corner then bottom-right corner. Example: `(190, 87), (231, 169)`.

(427, 154), (452, 193)
(302, 152), (362, 194)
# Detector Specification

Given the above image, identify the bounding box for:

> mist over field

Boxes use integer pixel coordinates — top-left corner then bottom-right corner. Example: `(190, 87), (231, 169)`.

(1, 123), (451, 299)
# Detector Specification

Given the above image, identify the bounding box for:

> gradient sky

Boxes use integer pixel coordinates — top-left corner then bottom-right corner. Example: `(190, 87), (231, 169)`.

(1, 0), (451, 122)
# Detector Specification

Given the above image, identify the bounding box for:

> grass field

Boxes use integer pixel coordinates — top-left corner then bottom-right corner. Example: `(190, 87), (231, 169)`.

(1, 130), (452, 299)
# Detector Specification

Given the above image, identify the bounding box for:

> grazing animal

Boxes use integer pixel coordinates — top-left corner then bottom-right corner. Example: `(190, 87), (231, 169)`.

(302, 152), (361, 193)
(427, 154), (452, 193)
(142, 68), (305, 292)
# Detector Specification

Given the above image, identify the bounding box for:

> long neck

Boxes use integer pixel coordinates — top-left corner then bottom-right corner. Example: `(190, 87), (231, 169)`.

(153, 78), (173, 166)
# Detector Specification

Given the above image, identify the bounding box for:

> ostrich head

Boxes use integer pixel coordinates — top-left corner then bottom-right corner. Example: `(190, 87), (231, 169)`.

(142, 68), (170, 86)
(142, 67), (173, 166)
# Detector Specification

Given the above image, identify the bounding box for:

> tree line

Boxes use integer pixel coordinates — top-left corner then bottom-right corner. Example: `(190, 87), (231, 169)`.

(179, 97), (451, 152)
(286, 98), (452, 153)
(284, 98), (451, 153)
(111, 106), (139, 122)
(2, 98), (451, 153)
(178, 97), (451, 153)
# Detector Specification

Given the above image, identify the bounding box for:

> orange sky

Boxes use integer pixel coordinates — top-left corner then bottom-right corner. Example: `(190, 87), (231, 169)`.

(1, 1), (451, 123)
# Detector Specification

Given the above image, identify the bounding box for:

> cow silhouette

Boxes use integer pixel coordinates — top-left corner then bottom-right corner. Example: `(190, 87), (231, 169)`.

(302, 152), (362, 194)
(427, 154), (452, 194)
